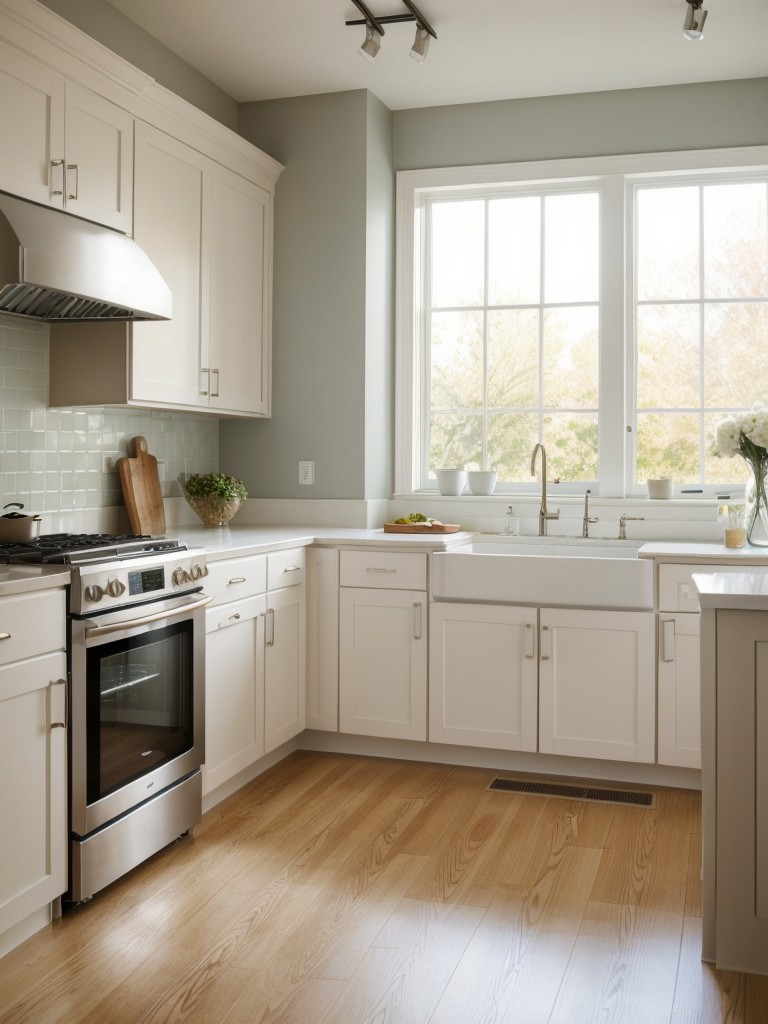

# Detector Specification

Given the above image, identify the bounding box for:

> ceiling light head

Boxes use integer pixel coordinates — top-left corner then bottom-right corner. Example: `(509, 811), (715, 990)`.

(359, 24), (382, 61)
(682, 0), (707, 40)
(410, 25), (430, 62)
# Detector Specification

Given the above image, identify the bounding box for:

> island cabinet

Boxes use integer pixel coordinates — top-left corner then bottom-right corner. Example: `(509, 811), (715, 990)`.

(429, 602), (538, 751)
(0, 588), (67, 943)
(339, 551), (427, 741)
(0, 38), (133, 231)
(203, 549), (305, 797)
(702, 606), (768, 975)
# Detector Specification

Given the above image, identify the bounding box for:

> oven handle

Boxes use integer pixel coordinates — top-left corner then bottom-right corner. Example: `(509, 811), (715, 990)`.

(84, 593), (214, 639)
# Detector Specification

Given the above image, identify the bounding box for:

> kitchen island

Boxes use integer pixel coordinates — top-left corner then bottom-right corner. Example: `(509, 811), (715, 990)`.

(695, 569), (768, 976)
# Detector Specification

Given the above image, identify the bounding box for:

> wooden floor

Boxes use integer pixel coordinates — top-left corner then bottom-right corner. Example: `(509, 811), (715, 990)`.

(1, 751), (767, 1024)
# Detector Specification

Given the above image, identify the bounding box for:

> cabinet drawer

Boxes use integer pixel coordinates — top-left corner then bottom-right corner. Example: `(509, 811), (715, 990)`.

(205, 594), (265, 634)
(0, 590), (66, 666)
(267, 548), (306, 591)
(658, 563), (748, 612)
(340, 551), (427, 591)
(205, 554), (267, 606)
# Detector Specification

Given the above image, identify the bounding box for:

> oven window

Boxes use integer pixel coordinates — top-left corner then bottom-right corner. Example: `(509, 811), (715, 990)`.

(85, 620), (194, 803)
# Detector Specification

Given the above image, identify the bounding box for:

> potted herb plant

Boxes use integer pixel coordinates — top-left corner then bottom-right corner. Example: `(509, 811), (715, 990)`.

(183, 472), (247, 527)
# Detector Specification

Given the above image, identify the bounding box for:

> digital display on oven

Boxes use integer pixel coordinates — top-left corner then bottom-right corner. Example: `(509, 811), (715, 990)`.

(127, 566), (165, 595)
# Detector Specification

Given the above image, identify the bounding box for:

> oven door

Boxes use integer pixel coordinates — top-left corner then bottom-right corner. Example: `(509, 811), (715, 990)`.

(69, 591), (211, 836)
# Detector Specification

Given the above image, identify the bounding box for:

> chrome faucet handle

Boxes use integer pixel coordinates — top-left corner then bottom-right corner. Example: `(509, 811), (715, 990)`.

(618, 514), (644, 540)
(582, 489), (599, 538)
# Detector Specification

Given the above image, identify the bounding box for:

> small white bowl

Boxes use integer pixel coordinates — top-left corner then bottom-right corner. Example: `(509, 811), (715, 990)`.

(467, 470), (497, 495)
(647, 477), (673, 499)
(435, 468), (467, 495)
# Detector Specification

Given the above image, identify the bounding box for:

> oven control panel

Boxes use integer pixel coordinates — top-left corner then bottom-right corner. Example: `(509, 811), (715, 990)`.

(71, 549), (208, 615)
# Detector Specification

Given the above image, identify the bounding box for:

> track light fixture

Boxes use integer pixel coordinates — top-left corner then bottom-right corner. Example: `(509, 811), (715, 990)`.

(347, 0), (437, 62)
(682, 0), (707, 40)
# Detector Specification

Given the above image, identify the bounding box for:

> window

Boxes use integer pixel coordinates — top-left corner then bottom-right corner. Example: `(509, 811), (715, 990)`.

(397, 148), (768, 497)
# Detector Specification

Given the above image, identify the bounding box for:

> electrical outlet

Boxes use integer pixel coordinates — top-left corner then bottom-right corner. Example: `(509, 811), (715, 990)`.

(299, 460), (314, 485)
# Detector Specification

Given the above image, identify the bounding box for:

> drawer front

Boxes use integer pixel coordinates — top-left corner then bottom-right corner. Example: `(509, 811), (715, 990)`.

(205, 554), (267, 606)
(340, 550), (427, 591)
(0, 589), (66, 666)
(658, 562), (747, 612)
(267, 548), (306, 591)
(205, 594), (266, 634)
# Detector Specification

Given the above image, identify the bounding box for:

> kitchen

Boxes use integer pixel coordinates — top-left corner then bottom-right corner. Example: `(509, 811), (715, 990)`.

(1, 0), (768, 1020)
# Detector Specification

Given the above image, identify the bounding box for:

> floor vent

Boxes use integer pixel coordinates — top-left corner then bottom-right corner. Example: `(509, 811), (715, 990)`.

(487, 777), (655, 807)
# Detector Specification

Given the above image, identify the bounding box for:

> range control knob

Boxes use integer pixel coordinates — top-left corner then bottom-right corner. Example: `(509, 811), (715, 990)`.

(107, 578), (126, 598)
(172, 567), (191, 586)
(189, 563), (203, 581)
(85, 584), (104, 603)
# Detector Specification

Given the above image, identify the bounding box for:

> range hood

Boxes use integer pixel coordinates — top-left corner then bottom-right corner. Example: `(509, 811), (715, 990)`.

(0, 193), (171, 322)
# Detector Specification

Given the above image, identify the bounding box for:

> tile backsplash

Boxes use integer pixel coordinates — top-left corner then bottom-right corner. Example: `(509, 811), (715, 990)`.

(0, 315), (219, 514)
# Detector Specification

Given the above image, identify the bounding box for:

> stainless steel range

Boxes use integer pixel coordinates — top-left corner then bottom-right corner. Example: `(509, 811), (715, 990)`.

(1, 534), (211, 902)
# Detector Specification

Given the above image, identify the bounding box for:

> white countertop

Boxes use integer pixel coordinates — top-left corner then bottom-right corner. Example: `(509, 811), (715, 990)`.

(639, 541), (768, 562)
(693, 568), (768, 610)
(174, 524), (476, 561)
(0, 565), (70, 597)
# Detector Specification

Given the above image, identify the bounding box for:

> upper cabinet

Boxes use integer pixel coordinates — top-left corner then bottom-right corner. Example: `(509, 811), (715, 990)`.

(1, 0), (282, 419)
(129, 123), (272, 416)
(0, 38), (132, 232)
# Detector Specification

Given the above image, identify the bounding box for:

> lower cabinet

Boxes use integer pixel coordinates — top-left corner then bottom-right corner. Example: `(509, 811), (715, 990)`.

(538, 608), (656, 763)
(204, 595), (266, 794)
(657, 612), (701, 768)
(429, 602), (538, 751)
(339, 587), (427, 740)
(0, 639), (67, 935)
(203, 548), (306, 796)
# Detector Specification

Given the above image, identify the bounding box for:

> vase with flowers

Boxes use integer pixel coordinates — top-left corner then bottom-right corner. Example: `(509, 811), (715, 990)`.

(183, 472), (247, 528)
(714, 406), (768, 547)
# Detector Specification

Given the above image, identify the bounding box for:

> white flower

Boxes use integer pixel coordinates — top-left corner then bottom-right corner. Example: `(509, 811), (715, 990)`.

(714, 417), (742, 458)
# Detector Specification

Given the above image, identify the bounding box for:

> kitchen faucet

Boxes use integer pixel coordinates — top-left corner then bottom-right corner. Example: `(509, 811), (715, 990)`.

(619, 514), (645, 540)
(582, 489), (598, 538)
(530, 443), (560, 536)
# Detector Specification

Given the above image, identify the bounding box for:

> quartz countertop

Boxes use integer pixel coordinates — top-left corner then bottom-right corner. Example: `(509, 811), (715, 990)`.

(173, 524), (475, 561)
(638, 541), (768, 563)
(693, 568), (768, 610)
(0, 565), (71, 597)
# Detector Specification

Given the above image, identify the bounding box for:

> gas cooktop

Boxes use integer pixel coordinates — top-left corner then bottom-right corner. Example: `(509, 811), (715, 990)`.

(0, 533), (186, 565)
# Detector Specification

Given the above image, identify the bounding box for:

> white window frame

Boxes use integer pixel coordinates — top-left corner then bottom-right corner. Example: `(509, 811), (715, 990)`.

(396, 146), (768, 498)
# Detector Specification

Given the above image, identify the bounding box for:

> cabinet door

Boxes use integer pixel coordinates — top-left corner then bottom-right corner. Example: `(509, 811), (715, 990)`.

(429, 602), (538, 751)
(715, 610), (768, 974)
(204, 596), (265, 796)
(339, 588), (427, 741)
(657, 613), (701, 768)
(205, 165), (271, 416)
(64, 83), (133, 232)
(0, 652), (67, 934)
(264, 584), (306, 753)
(539, 608), (655, 763)
(131, 122), (206, 409)
(0, 39), (64, 207)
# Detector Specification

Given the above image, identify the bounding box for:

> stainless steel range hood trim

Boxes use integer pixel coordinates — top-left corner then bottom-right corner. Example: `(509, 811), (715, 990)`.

(0, 193), (172, 322)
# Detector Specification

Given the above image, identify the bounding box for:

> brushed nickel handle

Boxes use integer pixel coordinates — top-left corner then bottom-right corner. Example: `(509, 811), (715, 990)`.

(200, 367), (210, 396)
(524, 622), (535, 659)
(661, 619), (675, 662)
(282, 565), (301, 574)
(366, 567), (397, 574)
(0, 632), (11, 641)
(266, 607), (275, 646)
(228, 576), (247, 584)
(50, 158), (64, 196)
(540, 624), (552, 660)
(413, 602), (422, 640)
(50, 678), (67, 729)
(211, 368), (220, 398)
(66, 163), (79, 200)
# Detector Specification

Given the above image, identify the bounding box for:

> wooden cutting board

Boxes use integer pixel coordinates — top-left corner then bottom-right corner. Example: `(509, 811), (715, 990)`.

(383, 523), (461, 534)
(117, 436), (166, 537)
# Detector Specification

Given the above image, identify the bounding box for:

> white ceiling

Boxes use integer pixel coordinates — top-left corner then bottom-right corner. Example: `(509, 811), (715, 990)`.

(105, 0), (768, 112)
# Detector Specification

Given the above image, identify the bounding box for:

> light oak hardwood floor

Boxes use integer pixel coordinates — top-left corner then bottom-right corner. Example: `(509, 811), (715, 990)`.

(1, 751), (767, 1023)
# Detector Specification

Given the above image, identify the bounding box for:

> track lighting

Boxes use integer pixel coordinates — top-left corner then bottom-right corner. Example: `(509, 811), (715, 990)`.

(682, 0), (707, 40)
(409, 25), (430, 62)
(359, 24), (382, 61)
(347, 0), (437, 62)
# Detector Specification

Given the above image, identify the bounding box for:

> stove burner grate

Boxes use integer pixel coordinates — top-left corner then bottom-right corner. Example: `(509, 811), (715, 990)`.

(0, 533), (182, 565)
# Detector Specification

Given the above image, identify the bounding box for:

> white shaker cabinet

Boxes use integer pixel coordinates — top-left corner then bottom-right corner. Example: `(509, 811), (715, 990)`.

(0, 39), (132, 231)
(657, 613), (701, 768)
(538, 608), (656, 763)
(339, 551), (427, 741)
(0, 588), (67, 940)
(429, 602), (538, 751)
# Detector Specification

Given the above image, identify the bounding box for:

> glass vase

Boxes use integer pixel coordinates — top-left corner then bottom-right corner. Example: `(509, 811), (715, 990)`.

(744, 457), (768, 547)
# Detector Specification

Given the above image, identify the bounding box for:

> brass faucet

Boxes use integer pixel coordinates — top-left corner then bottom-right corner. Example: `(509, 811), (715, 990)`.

(530, 443), (560, 536)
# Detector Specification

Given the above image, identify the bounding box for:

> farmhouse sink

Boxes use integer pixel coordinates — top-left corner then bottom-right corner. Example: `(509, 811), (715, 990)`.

(432, 535), (653, 610)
